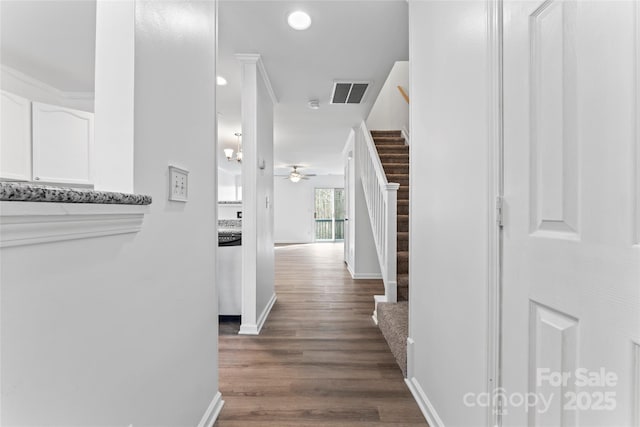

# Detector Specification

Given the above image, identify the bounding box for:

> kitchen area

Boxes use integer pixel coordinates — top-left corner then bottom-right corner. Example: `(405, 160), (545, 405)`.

(217, 199), (242, 319)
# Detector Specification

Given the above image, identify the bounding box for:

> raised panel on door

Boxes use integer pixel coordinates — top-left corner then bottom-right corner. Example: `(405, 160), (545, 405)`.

(528, 303), (578, 426)
(32, 102), (94, 185)
(502, 0), (640, 425)
(529, 0), (579, 239)
(1, 91), (31, 180)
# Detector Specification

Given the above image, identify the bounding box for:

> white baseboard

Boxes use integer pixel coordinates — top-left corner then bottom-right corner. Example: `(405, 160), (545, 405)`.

(405, 376), (445, 427)
(346, 262), (356, 279)
(406, 337), (415, 379)
(256, 293), (277, 333)
(352, 272), (383, 279)
(344, 258), (382, 279)
(197, 391), (224, 427)
(371, 294), (388, 324)
(239, 293), (276, 335)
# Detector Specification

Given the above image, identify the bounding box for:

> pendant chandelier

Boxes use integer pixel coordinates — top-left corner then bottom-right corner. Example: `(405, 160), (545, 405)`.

(224, 132), (243, 163)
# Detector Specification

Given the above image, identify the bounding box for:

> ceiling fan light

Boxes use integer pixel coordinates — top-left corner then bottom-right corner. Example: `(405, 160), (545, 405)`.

(236, 151), (243, 162)
(289, 173), (302, 183)
(224, 148), (234, 161)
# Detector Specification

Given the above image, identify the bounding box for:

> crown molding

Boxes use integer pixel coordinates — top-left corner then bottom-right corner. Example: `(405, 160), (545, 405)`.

(235, 53), (278, 105)
(1, 65), (94, 102)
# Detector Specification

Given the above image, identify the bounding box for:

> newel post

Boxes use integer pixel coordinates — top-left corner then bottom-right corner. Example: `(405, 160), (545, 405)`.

(384, 182), (400, 303)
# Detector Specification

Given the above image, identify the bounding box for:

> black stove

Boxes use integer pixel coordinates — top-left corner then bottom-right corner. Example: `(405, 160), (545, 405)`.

(218, 232), (241, 246)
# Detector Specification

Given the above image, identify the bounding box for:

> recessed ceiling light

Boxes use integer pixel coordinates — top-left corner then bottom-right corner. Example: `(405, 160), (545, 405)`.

(216, 76), (228, 86)
(308, 100), (320, 110)
(287, 11), (311, 31)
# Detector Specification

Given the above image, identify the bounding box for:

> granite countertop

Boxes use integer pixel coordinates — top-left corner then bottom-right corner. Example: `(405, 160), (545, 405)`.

(0, 182), (152, 205)
(218, 228), (242, 235)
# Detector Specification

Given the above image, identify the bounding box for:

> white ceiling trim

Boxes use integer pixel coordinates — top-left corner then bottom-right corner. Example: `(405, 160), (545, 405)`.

(235, 53), (278, 105)
(2, 65), (94, 100)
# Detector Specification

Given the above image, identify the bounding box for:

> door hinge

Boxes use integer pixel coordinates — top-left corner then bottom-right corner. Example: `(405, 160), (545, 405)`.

(495, 392), (505, 424)
(496, 196), (504, 228)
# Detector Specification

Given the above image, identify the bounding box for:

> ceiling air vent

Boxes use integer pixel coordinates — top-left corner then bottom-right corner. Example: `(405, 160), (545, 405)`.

(330, 81), (370, 104)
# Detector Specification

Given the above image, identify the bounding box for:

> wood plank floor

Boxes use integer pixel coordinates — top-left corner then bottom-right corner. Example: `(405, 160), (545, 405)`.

(216, 243), (427, 426)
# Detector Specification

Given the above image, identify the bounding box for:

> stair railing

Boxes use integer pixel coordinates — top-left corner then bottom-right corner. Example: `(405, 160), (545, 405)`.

(355, 120), (399, 305)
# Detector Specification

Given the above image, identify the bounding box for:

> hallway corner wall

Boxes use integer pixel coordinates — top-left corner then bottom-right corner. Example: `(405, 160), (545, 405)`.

(238, 54), (276, 335)
(344, 129), (382, 279)
(407, 1), (493, 425)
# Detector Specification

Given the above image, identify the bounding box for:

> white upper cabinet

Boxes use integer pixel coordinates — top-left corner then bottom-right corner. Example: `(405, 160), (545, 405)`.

(1, 91), (32, 181)
(32, 101), (94, 185)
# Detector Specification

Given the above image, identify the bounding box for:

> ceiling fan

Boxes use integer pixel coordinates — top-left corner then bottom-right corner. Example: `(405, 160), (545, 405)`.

(279, 166), (316, 183)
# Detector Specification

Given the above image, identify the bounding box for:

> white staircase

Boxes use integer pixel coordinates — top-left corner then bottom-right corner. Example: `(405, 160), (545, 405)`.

(355, 121), (399, 320)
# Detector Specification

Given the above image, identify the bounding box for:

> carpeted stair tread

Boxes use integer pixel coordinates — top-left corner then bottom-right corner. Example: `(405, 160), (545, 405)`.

(382, 163), (409, 175)
(373, 137), (406, 145)
(377, 301), (409, 376)
(398, 285), (409, 301)
(397, 215), (409, 233)
(397, 200), (409, 215)
(397, 274), (409, 301)
(376, 145), (410, 155)
(397, 251), (409, 274)
(371, 130), (402, 137)
(397, 232), (409, 251)
(398, 274), (409, 287)
(379, 153), (409, 164)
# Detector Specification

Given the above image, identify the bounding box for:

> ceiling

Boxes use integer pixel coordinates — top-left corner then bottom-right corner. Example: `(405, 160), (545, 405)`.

(0, 0), (96, 92)
(217, 0), (408, 176)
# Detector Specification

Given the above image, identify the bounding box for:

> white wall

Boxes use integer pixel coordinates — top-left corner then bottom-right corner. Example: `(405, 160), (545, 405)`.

(218, 167), (239, 201)
(255, 72), (274, 323)
(0, 1), (220, 425)
(343, 129), (382, 279)
(93, 0), (134, 193)
(407, 1), (491, 426)
(239, 55), (276, 335)
(274, 174), (344, 244)
(219, 203), (242, 220)
(366, 61), (409, 134)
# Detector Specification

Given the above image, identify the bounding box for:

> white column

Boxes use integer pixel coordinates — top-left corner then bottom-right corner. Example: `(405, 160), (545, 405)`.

(237, 54), (278, 335)
(93, 0), (135, 192)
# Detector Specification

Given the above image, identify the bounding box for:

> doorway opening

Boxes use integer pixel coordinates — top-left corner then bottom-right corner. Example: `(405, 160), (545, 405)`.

(314, 188), (345, 242)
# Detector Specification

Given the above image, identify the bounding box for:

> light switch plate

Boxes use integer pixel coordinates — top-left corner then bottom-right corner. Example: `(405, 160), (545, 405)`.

(168, 165), (188, 202)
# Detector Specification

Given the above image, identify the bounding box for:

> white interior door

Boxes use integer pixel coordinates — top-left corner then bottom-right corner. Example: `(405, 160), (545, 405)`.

(344, 161), (350, 262)
(502, 1), (640, 425)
